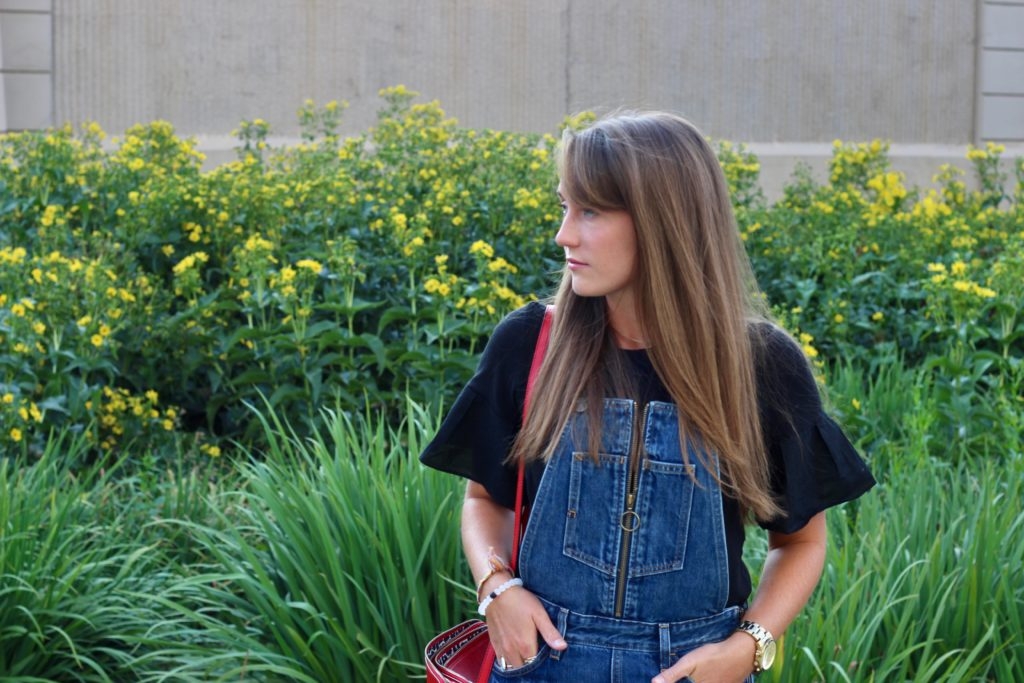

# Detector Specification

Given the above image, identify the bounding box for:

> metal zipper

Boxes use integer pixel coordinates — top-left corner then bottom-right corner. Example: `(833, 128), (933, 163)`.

(613, 401), (649, 618)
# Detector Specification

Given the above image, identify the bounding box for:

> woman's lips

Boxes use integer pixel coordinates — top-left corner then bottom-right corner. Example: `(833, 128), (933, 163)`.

(566, 258), (586, 270)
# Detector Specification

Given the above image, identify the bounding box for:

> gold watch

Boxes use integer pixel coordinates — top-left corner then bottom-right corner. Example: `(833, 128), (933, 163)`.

(736, 620), (777, 673)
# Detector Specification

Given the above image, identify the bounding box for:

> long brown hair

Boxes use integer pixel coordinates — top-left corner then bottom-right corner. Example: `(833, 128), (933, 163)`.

(511, 111), (782, 522)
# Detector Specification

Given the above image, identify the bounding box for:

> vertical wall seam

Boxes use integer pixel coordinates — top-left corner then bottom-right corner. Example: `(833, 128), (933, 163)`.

(49, 0), (54, 127)
(973, 0), (984, 144)
(564, 0), (571, 115)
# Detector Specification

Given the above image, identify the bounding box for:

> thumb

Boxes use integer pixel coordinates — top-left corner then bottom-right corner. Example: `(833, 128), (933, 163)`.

(532, 610), (567, 651)
(652, 656), (691, 683)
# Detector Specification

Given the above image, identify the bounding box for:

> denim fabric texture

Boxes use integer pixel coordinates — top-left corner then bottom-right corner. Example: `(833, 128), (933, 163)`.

(499, 399), (750, 682)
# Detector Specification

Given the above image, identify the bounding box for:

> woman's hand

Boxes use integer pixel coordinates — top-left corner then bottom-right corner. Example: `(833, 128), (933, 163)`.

(484, 583), (568, 668)
(655, 511), (829, 683)
(651, 632), (754, 683)
(462, 480), (568, 668)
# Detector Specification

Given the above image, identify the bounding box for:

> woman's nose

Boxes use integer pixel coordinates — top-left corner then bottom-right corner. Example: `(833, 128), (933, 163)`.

(555, 215), (577, 248)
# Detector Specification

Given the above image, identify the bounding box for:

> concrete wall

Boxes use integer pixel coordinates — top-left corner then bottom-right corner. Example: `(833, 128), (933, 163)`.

(43, 0), (987, 143)
(2, 1), (1022, 195)
(0, 0), (53, 131)
(979, 0), (1024, 142)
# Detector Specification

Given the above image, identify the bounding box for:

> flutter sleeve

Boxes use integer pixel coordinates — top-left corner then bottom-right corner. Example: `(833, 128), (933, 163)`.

(419, 302), (546, 509)
(755, 326), (877, 534)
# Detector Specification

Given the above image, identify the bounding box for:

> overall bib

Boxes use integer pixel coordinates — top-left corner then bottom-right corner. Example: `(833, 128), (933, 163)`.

(491, 399), (754, 683)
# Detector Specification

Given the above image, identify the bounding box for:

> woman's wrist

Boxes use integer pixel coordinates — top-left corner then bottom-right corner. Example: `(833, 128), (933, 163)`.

(475, 547), (513, 602)
(478, 577), (524, 616)
(476, 569), (514, 602)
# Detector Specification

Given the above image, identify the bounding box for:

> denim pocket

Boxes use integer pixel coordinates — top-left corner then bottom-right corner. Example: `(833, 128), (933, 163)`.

(563, 451), (629, 575)
(490, 644), (551, 679)
(628, 458), (695, 577)
(562, 450), (696, 577)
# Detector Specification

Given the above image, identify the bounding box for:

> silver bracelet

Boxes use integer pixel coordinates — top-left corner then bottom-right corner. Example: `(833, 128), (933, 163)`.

(477, 577), (523, 616)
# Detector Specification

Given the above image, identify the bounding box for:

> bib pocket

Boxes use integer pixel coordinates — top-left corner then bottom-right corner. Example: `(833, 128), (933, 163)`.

(562, 451), (696, 577)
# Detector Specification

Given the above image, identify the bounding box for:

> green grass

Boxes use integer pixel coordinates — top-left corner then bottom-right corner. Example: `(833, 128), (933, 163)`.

(2, 373), (1021, 681)
(126, 401), (469, 681)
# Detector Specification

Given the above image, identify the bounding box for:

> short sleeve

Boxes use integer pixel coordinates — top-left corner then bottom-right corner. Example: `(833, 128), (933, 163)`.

(755, 326), (876, 534)
(419, 302), (547, 509)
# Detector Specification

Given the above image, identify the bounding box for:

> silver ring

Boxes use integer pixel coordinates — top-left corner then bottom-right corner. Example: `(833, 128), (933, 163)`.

(498, 657), (507, 671)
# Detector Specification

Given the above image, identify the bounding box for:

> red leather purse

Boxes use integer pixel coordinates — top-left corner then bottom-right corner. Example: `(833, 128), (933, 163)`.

(425, 308), (552, 683)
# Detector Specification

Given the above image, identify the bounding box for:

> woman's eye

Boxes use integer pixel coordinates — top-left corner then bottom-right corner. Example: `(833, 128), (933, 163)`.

(582, 208), (597, 218)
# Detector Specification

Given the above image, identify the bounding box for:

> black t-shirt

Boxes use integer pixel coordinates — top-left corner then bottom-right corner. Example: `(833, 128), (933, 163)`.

(420, 301), (876, 607)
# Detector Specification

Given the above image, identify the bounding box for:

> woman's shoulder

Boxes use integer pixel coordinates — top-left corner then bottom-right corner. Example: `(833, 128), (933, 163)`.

(748, 320), (821, 417)
(472, 301), (548, 380)
(495, 300), (548, 333)
(750, 321), (814, 380)
(483, 301), (548, 354)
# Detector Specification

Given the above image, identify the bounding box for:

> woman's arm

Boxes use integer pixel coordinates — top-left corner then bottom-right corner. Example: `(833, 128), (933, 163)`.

(653, 511), (828, 683)
(463, 480), (568, 668)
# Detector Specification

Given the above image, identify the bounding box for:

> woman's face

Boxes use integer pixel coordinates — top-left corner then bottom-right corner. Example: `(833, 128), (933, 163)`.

(555, 184), (638, 309)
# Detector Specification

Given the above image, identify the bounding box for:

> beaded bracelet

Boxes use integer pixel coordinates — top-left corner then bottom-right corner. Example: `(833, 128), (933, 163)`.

(475, 548), (513, 602)
(477, 577), (523, 616)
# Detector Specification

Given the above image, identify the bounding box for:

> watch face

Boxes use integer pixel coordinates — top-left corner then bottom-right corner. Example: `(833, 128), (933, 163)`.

(761, 639), (778, 669)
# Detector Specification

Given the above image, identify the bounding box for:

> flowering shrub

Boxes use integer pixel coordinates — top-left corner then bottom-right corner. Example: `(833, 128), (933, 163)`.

(1, 88), (1021, 460)
(0, 88), (560, 456)
(742, 140), (1023, 455)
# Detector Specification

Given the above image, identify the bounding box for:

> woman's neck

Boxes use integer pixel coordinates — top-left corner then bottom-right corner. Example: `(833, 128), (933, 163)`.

(606, 297), (648, 349)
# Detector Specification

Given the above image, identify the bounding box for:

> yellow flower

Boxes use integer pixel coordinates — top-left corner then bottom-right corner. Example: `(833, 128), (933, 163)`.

(91, 334), (104, 347)
(145, 390), (159, 403)
(851, 398), (862, 410)
(951, 261), (967, 276)
(1, 393), (13, 404)
(403, 236), (426, 257)
(966, 147), (987, 161)
(469, 240), (495, 259)
(162, 244), (175, 257)
(871, 311), (884, 322)
(33, 322), (46, 335)
(9, 428), (22, 442)
(295, 259), (323, 274)
(833, 314), (845, 324)
(488, 257), (518, 273)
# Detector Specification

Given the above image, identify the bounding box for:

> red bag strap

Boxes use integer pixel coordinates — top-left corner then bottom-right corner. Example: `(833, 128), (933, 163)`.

(510, 305), (553, 572)
(475, 306), (552, 683)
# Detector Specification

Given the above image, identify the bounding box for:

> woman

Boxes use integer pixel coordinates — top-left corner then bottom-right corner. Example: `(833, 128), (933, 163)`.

(421, 111), (875, 682)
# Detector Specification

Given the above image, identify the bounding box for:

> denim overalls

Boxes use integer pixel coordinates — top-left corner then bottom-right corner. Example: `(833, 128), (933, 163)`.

(491, 399), (754, 682)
